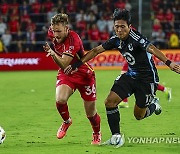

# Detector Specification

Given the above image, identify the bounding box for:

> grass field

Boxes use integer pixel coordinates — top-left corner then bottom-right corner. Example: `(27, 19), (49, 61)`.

(0, 70), (179, 154)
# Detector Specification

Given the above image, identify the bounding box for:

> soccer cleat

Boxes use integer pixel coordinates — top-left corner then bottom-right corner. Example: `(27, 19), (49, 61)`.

(165, 87), (172, 102)
(152, 97), (162, 115)
(100, 133), (125, 148)
(100, 138), (111, 146)
(115, 134), (125, 148)
(91, 132), (101, 145)
(119, 102), (129, 108)
(57, 120), (72, 139)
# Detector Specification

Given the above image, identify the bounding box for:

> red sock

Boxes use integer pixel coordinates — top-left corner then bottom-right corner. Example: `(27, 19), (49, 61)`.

(123, 98), (128, 103)
(157, 84), (165, 92)
(87, 113), (101, 133)
(56, 102), (70, 121)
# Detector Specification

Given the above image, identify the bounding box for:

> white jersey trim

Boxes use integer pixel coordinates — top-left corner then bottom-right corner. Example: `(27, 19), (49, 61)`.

(129, 30), (140, 41)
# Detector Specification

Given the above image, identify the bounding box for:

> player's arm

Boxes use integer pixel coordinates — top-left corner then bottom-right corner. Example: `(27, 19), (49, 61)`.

(64, 45), (105, 74)
(147, 44), (180, 74)
(82, 45), (105, 63)
(43, 42), (73, 69)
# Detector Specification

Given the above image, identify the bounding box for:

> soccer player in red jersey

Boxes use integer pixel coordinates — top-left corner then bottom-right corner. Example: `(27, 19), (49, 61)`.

(43, 13), (101, 144)
(119, 61), (172, 108)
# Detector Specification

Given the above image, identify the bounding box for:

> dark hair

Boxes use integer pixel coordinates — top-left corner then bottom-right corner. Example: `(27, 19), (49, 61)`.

(51, 13), (69, 25)
(113, 8), (131, 25)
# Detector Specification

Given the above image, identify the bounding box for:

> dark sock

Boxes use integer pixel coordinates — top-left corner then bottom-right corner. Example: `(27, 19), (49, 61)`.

(143, 103), (156, 118)
(106, 107), (120, 135)
(56, 102), (70, 121)
(87, 113), (101, 133)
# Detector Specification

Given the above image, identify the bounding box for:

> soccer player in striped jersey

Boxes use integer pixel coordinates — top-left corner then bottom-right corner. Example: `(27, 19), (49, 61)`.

(43, 13), (101, 144)
(64, 9), (180, 148)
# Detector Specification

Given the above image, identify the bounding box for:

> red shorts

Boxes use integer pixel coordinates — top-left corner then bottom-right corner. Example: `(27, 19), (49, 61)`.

(56, 72), (96, 101)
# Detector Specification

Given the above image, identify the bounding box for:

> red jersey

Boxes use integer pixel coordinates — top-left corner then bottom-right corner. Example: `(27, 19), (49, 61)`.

(31, 2), (41, 14)
(0, 3), (9, 15)
(47, 28), (94, 78)
(165, 12), (174, 22)
(100, 31), (109, 40)
(43, 1), (54, 12)
(152, 24), (161, 32)
(88, 29), (100, 41)
(115, 1), (125, 10)
(156, 13), (165, 22)
(122, 61), (128, 72)
(8, 20), (19, 33)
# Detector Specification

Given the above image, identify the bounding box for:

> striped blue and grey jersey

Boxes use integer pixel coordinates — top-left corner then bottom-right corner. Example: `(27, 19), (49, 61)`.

(102, 29), (159, 83)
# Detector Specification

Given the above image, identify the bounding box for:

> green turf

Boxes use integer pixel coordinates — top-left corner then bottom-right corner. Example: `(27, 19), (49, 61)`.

(0, 70), (179, 154)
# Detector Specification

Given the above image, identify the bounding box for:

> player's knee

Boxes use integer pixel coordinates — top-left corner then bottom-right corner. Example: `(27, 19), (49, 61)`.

(104, 98), (111, 108)
(56, 97), (68, 103)
(86, 111), (97, 119)
(135, 116), (143, 120)
(56, 92), (69, 102)
(134, 114), (144, 120)
(104, 98), (116, 108)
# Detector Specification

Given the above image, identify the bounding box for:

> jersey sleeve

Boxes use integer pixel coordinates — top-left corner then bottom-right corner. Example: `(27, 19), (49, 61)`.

(129, 29), (151, 50)
(137, 32), (151, 50)
(102, 36), (117, 50)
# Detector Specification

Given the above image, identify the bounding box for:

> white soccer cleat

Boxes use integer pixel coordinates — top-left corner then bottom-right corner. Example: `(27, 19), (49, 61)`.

(0, 126), (6, 144)
(100, 133), (125, 148)
(100, 138), (111, 146)
(113, 134), (125, 148)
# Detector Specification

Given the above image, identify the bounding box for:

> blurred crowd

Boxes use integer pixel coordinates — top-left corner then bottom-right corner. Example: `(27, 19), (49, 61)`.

(151, 0), (180, 49)
(0, 0), (179, 53)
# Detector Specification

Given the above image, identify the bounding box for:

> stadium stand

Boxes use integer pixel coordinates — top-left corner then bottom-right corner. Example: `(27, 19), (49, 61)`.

(151, 0), (180, 49)
(0, 0), (179, 53)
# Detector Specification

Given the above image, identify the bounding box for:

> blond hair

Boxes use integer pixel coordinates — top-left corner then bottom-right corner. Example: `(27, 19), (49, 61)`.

(51, 13), (69, 25)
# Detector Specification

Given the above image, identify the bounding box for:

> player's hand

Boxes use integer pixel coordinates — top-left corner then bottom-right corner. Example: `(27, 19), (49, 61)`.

(64, 60), (83, 74)
(43, 42), (55, 57)
(64, 65), (78, 74)
(64, 65), (72, 74)
(169, 62), (180, 74)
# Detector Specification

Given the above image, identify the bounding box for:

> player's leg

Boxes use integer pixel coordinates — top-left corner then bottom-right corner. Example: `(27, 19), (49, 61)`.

(101, 91), (125, 148)
(78, 72), (101, 144)
(133, 105), (147, 120)
(83, 100), (101, 145)
(157, 83), (172, 102)
(56, 84), (73, 122)
(157, 83), (165, 91)
(134, 82), (161, 120)
(56, 83), (74, 139)
(102, 74), (134, 148)
(134, 98), (161, 120)
(105, 91), (122, 135)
